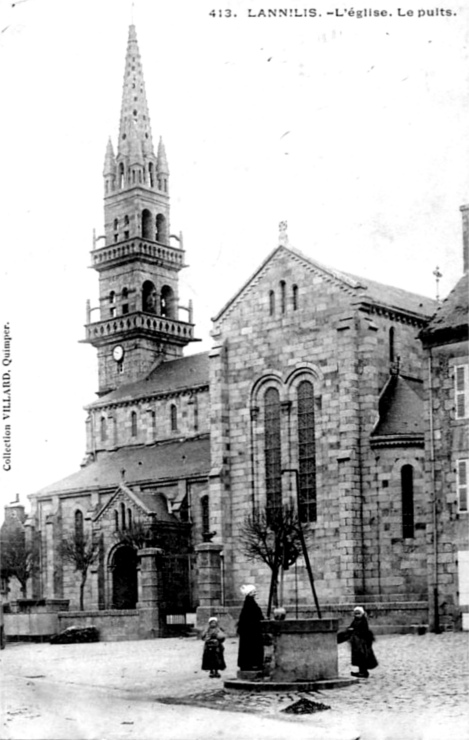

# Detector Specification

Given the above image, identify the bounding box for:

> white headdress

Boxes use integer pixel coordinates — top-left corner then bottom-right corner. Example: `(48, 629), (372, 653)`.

(240, 585), (256, 597)
(353, 606), (365, 616)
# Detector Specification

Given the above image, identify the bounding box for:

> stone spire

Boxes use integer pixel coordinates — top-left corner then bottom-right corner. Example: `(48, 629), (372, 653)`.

(103, 137), (116, 175)
(157, 137), (169, 174)
(117, 24), (154, 162)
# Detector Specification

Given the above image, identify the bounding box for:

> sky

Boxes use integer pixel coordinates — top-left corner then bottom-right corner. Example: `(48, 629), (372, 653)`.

(0, 0), (468, 514)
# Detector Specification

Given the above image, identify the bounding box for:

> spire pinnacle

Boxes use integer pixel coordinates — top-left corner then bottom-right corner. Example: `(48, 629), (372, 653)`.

(157, 137), (169, 174)
(103, 137), (116, 175)
(118, 25), (154, 161)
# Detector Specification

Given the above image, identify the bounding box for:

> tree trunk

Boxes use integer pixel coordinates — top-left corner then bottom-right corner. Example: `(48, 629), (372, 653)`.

(79, 572), (87, 611)
(267, 566), (279, 617)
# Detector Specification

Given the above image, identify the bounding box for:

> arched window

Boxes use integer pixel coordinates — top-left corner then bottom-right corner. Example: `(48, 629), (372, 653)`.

(264, 387), (282, 518)
(122, 287), (129, 315)
(170, 404), (178, 432)
(127, 509), (132, 530)
(297, 380), (317, 522)
(155, 213), (166, 242)
(389, 327), (395, 365)
(74, 510), (84, 542)
(119, 163), (125, 189)
(113, 218), (119, 231)
(201, 495), (210, 539)
(114, 510), (119, 532)
(148, 162), (154, 187)
(269, 290), (275, 316)
(100, 416), (107, 443)
(109, 290), (116, 318)
(142, 280), (157, 313)
(280, 280), (286, 314)
(292, 284), (298, 311)
(161, 285), (175, 319)
(401, 464), (414, 538)
(142, 209), (152, 239)
(193, 395), (199, 432)
(131, 410), (138, 437)
(457, 460), (468, 512)
(120, 502), (126, 530)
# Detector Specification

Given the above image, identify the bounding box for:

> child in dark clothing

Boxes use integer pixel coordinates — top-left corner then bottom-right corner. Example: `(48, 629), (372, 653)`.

(201, 617), (226, 678)
(346, 606), (378, 678)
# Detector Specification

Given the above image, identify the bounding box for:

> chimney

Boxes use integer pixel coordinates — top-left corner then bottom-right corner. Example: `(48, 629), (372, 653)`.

(459, 204), (469, 273)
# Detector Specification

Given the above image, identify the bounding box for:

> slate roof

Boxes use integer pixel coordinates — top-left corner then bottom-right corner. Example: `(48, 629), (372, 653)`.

(419, 273), (469, 346)
(33, 436), (210, 496)
(213, 245), (437, 322)
(371, 375), (424, 444)
(344, 271), (437, 318)
(89, 351), (209, 408)
(94, 485), (176, 522)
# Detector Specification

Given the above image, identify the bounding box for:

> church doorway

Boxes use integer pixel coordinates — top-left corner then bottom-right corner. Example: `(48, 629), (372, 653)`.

(111, 546), (138, 609)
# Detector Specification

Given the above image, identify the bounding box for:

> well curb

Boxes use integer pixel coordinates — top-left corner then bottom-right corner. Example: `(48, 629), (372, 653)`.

(224, 677), (358, 692)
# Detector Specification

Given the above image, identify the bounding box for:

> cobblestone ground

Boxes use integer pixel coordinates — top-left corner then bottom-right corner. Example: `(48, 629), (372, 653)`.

(1, 631), (468, 740)
(160, 632), (469, 740)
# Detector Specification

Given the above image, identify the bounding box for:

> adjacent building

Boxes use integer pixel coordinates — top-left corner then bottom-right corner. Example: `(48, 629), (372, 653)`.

(419, 250), (469, 630)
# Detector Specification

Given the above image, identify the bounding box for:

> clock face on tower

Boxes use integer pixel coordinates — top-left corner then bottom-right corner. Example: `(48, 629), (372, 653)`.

(112, 345), (124, 362)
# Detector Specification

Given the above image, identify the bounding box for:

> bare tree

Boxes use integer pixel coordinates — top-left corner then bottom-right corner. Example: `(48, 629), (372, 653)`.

(239, 505), (306, 616)
(0, 530), (39, 598)
(60, 532), (100, 611)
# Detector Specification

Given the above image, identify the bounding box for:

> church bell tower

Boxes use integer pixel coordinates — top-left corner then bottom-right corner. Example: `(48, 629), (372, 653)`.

(84, 25), (196, 395)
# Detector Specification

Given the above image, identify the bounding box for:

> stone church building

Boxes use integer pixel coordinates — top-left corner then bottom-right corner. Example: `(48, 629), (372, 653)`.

(19, 25), (467, 636)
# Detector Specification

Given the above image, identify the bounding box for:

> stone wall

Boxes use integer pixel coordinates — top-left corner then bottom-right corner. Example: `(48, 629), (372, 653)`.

(422, 341), (469, 630)
(210, 248), (431, 608)
(5, 599), (70, 642)
(89, 386), (210, 454)
(196, 600), (429, 637)
(58, 609), (139, 642)
(361, 447), (428, 599)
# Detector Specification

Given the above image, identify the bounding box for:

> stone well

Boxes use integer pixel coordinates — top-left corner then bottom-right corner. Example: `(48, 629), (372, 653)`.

(225, 617), (357, 691)
(262, 618), (339, 682)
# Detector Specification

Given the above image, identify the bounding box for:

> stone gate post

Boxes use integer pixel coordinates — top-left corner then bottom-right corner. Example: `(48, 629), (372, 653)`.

(195, 542), (234, 632)
(137, 548), (166, 639)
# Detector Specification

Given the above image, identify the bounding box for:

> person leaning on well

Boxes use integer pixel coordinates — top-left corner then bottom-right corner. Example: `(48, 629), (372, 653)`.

(338, 606), (378, 679)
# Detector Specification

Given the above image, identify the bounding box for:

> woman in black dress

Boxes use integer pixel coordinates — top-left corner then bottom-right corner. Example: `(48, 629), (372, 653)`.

(345, 606), (378, 679)
(237, 585), (264, 672)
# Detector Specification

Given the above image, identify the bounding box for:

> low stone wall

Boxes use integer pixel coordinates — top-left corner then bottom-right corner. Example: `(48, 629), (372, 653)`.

(5, 599), (70, 642)
(197, 600), (430, 637)
(310, 601), (429, 631)
(9, 599), (70, 614)
(5, 612), (60, 641)
(58, 610), (139, 642)
(196, 606), (237, 636)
